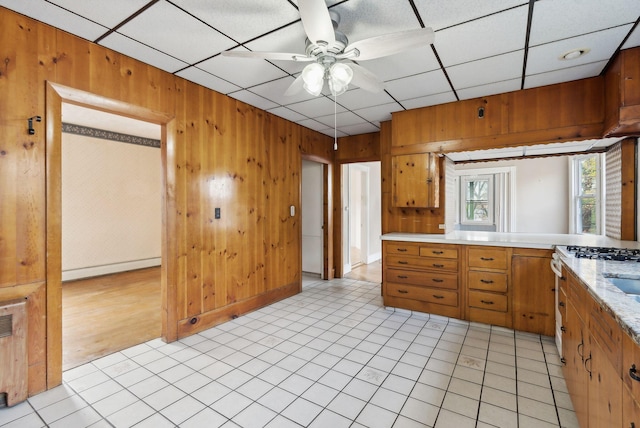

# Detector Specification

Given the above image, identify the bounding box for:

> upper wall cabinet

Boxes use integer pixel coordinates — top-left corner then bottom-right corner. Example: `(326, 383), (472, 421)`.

(605, 47), (640, 137)
(391, 77), (604, 154)
(392, 153), (439, 208)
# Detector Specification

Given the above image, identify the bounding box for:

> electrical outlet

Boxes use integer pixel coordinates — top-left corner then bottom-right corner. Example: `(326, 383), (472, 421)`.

(215, 207), (221, 219)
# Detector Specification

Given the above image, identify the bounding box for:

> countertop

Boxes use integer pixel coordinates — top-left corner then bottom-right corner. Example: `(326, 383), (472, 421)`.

(556, 246), (640, 345)
(381, 231), (640, 250)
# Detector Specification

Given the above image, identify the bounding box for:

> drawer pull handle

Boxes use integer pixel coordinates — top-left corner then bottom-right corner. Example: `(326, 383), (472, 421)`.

(585, 354), (592, 379)
(480, 257), (494, 261)
(630, 364), (640, 382)
(559, 301), (565, 307)
(480, 279), (494, 284)
(433, 264), (444, 268)
(560, 326), (566, 333)
(398, 261), (408, 265)
(432, 250), (444, 254)
(480, 300), (494, 305)
(577, 342), (584, 360)
(398, 289), (408, 294)
(560, 357), (566, 365)
(397, 275), (408, 279)
(397, 248), (408, 252)
(432, 279), (444, 283)
(432, 295), (444, 299)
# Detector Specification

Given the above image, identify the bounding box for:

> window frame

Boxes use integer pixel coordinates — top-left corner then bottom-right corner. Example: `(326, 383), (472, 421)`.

(569, 153), (603, 235)
(459, 174), (495, 226)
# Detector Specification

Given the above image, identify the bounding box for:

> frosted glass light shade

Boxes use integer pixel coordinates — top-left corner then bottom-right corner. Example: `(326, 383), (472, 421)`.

(328, 63), (353, 96)
(302, 63), (324, 96)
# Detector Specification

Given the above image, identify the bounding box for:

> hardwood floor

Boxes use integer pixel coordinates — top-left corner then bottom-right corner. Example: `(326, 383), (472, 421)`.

(343, 259), (382, 283)
(62, 267), (161, 370)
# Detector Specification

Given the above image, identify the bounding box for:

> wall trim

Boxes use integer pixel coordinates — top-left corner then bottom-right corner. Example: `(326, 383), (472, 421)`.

(62, 122), (161, 148)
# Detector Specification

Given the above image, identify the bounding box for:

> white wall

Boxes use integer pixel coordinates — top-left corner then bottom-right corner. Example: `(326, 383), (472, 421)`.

(455, 156), (569, 233)
(62, 130), (162, 280)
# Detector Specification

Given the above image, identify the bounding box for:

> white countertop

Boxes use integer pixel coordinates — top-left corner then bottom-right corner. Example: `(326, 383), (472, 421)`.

(382, 231), (640, 250)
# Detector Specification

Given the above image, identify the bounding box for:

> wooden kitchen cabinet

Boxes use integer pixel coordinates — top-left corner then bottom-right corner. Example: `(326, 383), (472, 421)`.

(466, 246), (512, 328)
(383, 241), (460, 318)
(604, 46), (640, 137)
(623, 329), (640, 428)
(512, 248), (555, 336)
(587, 332), (622, 427)
(391, 153), (439, 208)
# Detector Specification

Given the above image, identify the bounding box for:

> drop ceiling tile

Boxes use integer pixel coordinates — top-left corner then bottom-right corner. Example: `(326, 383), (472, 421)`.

(401, 92), (457, 110)
(434, 5), (528, 67)
(526, 25), (632, 75)
(353, 102), (403, 124)
(335, 88), (395, 111)
(287, 97), (347, 118)
(0, 0), (107, 41)
(356, 47), (440, 82)
(117, 0), (236, 65)
(385, 69), (451, 101)
(339, 122), (380, 135)
(447, 51), (523, 90)
(267, 107), (308, 123)
(47, 0), (150, 28)
(330, 0), (423, 43)
(297, 118), (331, 133)
(524, 60), (608, 89)
(251, 76), (312, 105)
(413, 0), (528, 31)
(457, 79), (521, 100)
(197, 48), (288, 89)
(170, 0), (300, 43)
(100, 33), (188, 74)
(623, 24), (640, 49)
(175, 67), (240, 94)
(319, 127), (347, 138)
(315, 111), (367, 129)
(228, 90), (279, 111)
(529, 0), (639, 46)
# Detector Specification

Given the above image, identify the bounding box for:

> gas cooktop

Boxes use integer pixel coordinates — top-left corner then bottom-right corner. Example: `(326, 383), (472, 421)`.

(566, 246), (640, 261)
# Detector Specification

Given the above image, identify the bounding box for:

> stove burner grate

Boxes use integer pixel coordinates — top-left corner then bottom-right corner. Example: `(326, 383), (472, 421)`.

(566, 246), (640, 261)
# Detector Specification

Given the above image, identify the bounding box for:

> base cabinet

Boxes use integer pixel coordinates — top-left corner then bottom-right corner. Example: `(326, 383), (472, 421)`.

(512, 249), (555, 336)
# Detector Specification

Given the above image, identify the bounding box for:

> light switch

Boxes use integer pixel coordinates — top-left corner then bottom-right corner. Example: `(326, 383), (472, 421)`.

(215, 207), (221, 219)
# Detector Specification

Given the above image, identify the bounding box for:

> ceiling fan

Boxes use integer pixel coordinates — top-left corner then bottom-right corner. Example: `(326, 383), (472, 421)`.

(221, 0), (435, 97)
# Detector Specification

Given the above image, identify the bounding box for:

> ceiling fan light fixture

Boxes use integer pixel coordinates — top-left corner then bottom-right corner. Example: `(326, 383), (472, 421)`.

(328, 63), (353, 96)
(302, 62), (325, 96)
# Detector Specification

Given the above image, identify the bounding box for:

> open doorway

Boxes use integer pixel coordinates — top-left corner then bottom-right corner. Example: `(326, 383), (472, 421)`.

(301, 160), (324, 279)
(342, 162), (382, 283)
(60, 104), (163, 370)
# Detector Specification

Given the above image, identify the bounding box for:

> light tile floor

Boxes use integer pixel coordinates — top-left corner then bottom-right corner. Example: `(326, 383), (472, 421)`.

(0, 276), (579, 428)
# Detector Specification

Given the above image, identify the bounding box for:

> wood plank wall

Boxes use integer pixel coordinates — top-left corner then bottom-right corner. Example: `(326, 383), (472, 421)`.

(0, 7), (333, 395)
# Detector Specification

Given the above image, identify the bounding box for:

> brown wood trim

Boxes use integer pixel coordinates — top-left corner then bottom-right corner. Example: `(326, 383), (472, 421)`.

(621, 138), (637, 241)
(45, 82), (175, 389)
(390, 123), (604, 156)
(177, 282), (300, 338)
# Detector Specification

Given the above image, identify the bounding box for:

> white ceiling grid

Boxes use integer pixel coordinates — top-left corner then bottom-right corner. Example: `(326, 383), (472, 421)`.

(1, 0), (639, 149)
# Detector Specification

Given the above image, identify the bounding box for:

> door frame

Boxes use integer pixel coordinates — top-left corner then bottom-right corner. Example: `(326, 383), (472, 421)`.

(345, 164), (370, 271)
(45, 82), (176, 387)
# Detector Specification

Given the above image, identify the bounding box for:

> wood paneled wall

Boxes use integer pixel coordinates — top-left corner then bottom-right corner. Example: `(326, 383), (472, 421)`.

(0, 7), (332, 395)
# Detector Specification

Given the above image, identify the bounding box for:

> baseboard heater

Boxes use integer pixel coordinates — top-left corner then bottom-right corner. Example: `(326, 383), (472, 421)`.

(0, 298), (28, 407)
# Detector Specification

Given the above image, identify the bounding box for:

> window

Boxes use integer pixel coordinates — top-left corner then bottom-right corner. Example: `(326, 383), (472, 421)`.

(571, 154), (601, 234)
(460, 175), (494, 225)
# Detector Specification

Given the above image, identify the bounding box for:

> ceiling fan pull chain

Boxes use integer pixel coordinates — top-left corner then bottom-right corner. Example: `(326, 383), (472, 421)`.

(334, 94), (338, 151)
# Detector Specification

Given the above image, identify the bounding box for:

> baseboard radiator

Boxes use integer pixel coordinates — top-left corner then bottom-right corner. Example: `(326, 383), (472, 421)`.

(0, 298), (28, 407)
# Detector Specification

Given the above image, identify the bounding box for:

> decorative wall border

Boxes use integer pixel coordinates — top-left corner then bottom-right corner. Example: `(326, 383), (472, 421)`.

(62, 122), (161, 148)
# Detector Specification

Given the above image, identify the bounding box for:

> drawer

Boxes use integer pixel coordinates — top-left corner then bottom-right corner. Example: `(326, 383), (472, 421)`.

(385, 242), (419, 256)
(468, 271), (507, 292)
(419, 246), (458, 259)
(589, 299), (622, 373)
(386, 268), (458, 289)
(387, 283), (458, 307)
(623, 331), (640, 404)
(386, 255), (457, 271)
(468, 247), (508, 270)
(468, 290), (508, 312)
(568, 272), (588, 322)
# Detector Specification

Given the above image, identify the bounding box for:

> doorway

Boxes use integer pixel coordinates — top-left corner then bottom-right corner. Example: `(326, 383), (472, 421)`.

(301, 160), (324, 278)
(342, 162), (382, 282)
(60, 103), (163, 370)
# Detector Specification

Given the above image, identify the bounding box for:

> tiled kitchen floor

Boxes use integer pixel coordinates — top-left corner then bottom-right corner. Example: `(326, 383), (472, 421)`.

(0, 276), (579, 428)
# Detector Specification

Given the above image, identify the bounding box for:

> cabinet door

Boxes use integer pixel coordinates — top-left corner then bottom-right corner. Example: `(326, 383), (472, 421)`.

(512, 254), (555, 336)
(391, 153), (439, 208)
(623, 384), (640, 428)
(588, 334), (622, 427)
(564, 302), (590, 428)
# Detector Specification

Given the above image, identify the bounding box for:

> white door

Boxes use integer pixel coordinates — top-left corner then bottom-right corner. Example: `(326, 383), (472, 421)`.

(301, 160), (323, 276)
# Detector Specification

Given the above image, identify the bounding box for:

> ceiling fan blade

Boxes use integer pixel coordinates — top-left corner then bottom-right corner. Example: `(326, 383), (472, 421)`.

(348, 63), (384, 93)
(298, 0), (336, 47)
(284, 74), (305, 96)
(221, 50), (313, 62)
(340, 28), (435, 61)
